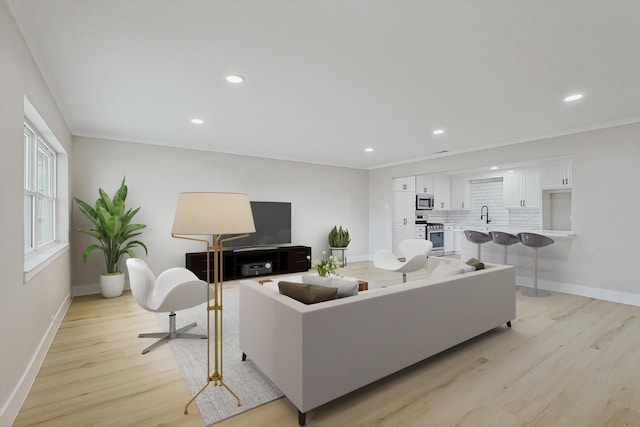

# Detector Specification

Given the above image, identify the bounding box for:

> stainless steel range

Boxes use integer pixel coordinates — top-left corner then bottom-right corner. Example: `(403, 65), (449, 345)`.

(427, 222), (445, 256)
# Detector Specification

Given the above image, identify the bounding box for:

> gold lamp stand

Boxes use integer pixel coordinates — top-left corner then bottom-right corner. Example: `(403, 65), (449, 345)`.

(173, 233), (248, 413)
(170, 192), (255, 415)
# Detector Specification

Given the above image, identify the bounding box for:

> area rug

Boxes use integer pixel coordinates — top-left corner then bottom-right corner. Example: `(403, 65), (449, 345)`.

(156, 288), (283, 425)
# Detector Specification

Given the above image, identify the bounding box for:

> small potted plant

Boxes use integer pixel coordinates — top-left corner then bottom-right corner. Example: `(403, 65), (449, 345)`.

(328, 225), (350, 267)
(307, 252), (339, 277)
(74, 177), (148, 298)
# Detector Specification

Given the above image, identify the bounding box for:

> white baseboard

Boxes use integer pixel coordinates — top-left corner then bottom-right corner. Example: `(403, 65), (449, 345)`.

(72, 282), (130, 297)
(0, 291), (72, 426)
(517, 275), (640, 307)
(72, 282), (101, 297)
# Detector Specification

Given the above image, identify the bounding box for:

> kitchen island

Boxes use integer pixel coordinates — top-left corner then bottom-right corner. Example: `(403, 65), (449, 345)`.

(450, 225), (575, 295)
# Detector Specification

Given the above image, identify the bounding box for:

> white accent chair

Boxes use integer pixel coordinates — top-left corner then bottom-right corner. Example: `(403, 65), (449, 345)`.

(126, 258), (207, 354)
(373, 239), (433, 283)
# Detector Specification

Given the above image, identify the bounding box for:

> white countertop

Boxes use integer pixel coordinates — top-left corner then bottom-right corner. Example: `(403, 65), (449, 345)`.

(448, 225), (575, 238)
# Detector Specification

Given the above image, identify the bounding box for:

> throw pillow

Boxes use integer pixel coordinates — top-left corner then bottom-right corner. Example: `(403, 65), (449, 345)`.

(465, 258), (485, 270)
(301, 274), (359, 298)
(428, 262), (461, 280)
(429, 259), (476, 280)
(278, 281), (338, 304)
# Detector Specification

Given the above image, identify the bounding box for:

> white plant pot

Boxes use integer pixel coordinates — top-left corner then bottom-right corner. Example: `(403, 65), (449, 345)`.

(100, 272), (125, 298)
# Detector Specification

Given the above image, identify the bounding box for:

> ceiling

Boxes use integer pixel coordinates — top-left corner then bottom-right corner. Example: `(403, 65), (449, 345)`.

(7, 0), (640, 170)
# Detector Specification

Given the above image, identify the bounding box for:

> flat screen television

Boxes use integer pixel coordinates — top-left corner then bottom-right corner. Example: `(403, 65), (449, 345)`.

(225, 201), (292, 248)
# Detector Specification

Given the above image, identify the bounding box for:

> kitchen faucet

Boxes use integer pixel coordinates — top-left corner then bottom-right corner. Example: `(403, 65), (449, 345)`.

(480, 205), (491, 224)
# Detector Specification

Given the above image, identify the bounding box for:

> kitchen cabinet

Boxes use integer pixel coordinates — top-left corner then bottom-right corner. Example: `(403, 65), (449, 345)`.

(393, 176), (416, 192)
(540, 161), (572, 189)
(433, 175), (451, 210)
(454, 230), (462, 254)
(393, 225), (415, 255)
(444, 229), (454, 254)
(451, 176), (470, 210)
(393, 192), (415, 226)
(503, 169), (540, 209)
(415, 174), (434, 194)
(393, 189), (416, 254)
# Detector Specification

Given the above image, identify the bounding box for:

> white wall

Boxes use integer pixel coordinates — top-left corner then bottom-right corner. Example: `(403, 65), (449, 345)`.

(71, 137), (369, 291)
(370, 123), (640, 298)
(0, 2), (73, 424)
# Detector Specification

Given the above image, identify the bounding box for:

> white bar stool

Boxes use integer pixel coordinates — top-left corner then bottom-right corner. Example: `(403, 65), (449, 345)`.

(463, 230), (491, 261)
(518, 232), (554, 297)
(489, 231), (520, 264)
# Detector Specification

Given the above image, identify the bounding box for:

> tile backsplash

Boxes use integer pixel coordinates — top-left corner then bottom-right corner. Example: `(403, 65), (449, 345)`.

(426, 177), (541, 227)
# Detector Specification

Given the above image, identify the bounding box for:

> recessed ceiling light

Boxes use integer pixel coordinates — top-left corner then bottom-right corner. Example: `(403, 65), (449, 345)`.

(432, 129), (445, 135)
(564, 93), (583, 102)
(191, 118), (204, 124)
(364, 148), (374, 152)
(226, 75), (244, 84)
(490, 166), (498, 170)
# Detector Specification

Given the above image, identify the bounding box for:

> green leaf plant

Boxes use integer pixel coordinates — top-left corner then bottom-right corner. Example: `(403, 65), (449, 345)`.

(328, 225), (351, 248)
(74, 177), (148, 274)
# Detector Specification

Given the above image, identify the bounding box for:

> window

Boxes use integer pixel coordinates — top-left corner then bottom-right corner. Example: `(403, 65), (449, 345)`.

(23, 96), (69, 282)
(24, 121), (57, 253)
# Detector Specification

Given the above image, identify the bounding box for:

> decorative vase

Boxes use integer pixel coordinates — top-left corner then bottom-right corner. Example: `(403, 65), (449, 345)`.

(100, 272), (125, 298)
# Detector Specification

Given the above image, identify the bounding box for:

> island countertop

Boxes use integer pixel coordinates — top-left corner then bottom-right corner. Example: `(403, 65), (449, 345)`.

(447, 224), (575, 239)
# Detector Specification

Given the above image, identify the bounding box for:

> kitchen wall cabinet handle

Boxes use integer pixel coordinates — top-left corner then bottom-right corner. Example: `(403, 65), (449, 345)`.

(404, 218), (407, 225)
(403, 184), (407, 190)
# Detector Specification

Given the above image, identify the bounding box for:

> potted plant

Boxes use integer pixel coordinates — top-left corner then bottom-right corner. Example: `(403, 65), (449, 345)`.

(328, 225), (350, 267)
(306, 252), (339, 277)
(74, 177), (148, 298)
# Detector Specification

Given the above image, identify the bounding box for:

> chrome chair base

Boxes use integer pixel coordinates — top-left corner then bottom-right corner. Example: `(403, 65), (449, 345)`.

(139, 312), (206, 354)
(521, 288), (551, 298)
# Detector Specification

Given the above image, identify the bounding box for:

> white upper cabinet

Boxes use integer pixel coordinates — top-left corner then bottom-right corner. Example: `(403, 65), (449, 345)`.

(451, 176), (470, 210)
(540, 161), (572, 189)
(393, 176), (416, 192)
(433, 175), (451, 210)
(415, 174), (434, 194)
(503, 169), (540, 209)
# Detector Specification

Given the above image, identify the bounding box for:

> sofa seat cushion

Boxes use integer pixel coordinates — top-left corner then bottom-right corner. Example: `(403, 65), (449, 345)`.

(301, 274), (359, 298)
(278, 281), (338, 304)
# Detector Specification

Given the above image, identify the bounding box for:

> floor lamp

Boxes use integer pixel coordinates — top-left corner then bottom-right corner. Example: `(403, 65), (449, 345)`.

(171, 192), (255, 414)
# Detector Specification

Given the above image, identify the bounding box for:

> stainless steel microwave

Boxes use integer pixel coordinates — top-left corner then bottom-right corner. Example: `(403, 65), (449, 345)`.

(416, 193), (434, 210)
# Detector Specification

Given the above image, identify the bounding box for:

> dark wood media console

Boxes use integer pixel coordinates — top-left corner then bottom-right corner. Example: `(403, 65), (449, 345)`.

(185, 245), (312, 281)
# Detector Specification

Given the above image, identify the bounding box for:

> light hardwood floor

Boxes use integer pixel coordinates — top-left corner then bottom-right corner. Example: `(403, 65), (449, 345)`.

(14, 261), (640, 427)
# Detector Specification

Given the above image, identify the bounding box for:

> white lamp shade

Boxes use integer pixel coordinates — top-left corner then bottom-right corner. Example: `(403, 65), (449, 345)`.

(172, 192), (256, 235)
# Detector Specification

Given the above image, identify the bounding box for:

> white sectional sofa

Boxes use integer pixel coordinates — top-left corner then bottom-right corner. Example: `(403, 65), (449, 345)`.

(238, 258), (516, 425)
